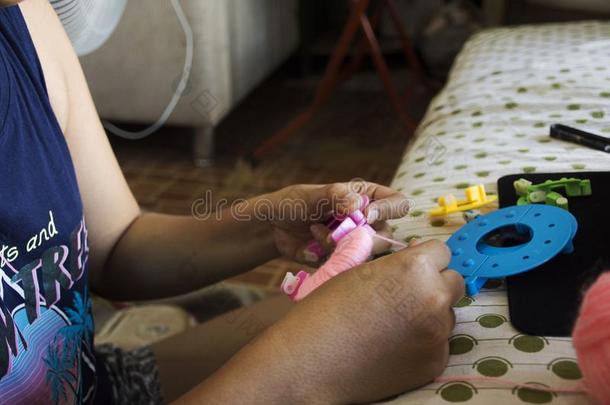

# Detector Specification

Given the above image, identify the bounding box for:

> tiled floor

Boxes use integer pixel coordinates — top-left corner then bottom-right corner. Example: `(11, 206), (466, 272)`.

(110, 69), (432, 294)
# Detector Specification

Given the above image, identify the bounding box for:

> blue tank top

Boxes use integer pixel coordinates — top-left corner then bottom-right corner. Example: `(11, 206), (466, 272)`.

(0, 5), (95, 404)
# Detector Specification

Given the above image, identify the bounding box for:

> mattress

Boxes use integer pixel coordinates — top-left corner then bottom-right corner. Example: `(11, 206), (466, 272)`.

(386, 21), (610, 404)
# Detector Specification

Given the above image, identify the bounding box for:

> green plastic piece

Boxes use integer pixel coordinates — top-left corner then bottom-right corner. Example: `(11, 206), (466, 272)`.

(545, 191), (569, 209)
(513, 179), (532, 196)
(512, 177), (592, 211)
(527, 177), (592, 196)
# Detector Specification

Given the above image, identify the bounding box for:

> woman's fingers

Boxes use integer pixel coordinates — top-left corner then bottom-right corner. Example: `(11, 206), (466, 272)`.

(440, 269), (466, 306)
(365, 194), (411, 224)
(285, 182), (411, 225)
(403, 239), (452, 272)
(407, 239), (421, 247)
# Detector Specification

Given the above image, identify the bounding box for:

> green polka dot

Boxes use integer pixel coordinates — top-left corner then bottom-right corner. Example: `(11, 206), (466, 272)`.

(516, 387), (553, 404)
(472, 122), (483, 128)
(575, 119), (587, 124)
(533, 122), (545, 128)
(414, 172), (425, 178)
(410, 210), (423, 217)
(518, 148), (529, 153)
(599, 91), (610, 98)
(499, 160), (511, 165)
(403, 235), (421, 243)
(523, 166), (537, 173)
(537, 138), (551, 143)
(437, 131), (447, 136)
(471, 110), (482, 116)
(449, 335), (476, 355)
(505, 102), (518, 109)
(551, 360), (582, 380)
(572, 163), (585, 170)
(415, 156), (425, 163)
(451, 110), (461, 115)
(517, 87), (528, 93)
(455, 134), (466, 139)
(432, 160), (445, 167)
(476, 358), (510, 377)
(515, 133), (527, 138)
(560, 68), (570, 73)
(492, 70), (502, 75)
(476, 171), (490, 177)
(396, 172), (406, 178)
(513, 335), (545, 353)
(430, 219), (446, 227)
(548, 113), (561, 118)
(473, 137), (485, 143)
(433, 105), (444, 111)
(454, 164), (468, 170)
(544, 156), (557, 161)
(439, 383), (475, 402)
(474, 152), (487, 159)
(478, 314), (505, 328)
(454, 296), (473, 308)
(433, 177), (446, 182)
(567, 104), (581, 110)
(591, 111), (605, 119)
(456, 182), (470, 189)
(412, 189), (424, 196)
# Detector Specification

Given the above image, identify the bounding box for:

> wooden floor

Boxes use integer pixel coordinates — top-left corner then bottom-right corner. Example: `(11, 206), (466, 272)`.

(110, 69), (432, 294)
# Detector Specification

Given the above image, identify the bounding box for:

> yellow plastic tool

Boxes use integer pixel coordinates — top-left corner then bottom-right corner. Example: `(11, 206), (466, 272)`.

(429, 184), (497, 217)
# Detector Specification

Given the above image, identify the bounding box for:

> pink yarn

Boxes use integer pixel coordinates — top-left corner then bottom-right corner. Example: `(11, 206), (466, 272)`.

(292, 226), (374, 301)
(572, 271), (610, 404)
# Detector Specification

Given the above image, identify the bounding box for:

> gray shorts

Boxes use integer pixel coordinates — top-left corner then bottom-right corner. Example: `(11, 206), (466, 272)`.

(94, 344), (163, 405)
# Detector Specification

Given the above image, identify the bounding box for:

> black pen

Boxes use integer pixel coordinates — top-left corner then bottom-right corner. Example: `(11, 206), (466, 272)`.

(550, 124), (610, 153)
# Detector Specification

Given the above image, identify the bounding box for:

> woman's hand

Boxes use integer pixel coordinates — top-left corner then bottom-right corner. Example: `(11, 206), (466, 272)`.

(183, 240), (464, 404)
(263, 181), (411, 263)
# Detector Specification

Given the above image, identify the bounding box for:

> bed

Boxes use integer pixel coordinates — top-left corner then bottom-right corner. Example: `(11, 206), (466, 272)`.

(386, 21), (610, 404)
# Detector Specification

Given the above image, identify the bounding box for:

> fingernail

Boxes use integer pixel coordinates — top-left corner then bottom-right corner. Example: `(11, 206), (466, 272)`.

(367, 208), (379, 224)
(356, 194), (365, 210)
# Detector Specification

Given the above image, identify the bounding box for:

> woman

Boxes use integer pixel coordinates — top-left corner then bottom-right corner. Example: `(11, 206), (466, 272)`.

(0, 0), (464, 403)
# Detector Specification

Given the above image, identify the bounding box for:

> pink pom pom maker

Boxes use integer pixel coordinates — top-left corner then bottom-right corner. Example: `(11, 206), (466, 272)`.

(281, 195), (376, 298)
(328, 195), (374, 241)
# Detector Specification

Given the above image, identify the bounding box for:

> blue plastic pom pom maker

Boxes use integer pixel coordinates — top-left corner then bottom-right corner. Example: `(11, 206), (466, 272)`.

(446, 204), (577, 296)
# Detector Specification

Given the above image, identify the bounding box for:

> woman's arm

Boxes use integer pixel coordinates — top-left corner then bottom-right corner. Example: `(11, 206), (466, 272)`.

(21, 0), (279, 300)
(22, 0), (411, 302)
(176, 241), (464, 404)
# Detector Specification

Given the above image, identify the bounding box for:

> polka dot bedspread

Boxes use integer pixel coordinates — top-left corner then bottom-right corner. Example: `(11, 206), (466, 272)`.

(385, 21), (610, 404)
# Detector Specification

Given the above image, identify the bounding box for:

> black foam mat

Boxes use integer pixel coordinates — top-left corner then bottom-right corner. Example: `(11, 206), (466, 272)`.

(497, 171), (610, 337)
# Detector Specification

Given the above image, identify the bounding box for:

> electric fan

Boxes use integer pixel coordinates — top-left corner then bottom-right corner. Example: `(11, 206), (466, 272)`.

(50, 0), (127, 56)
